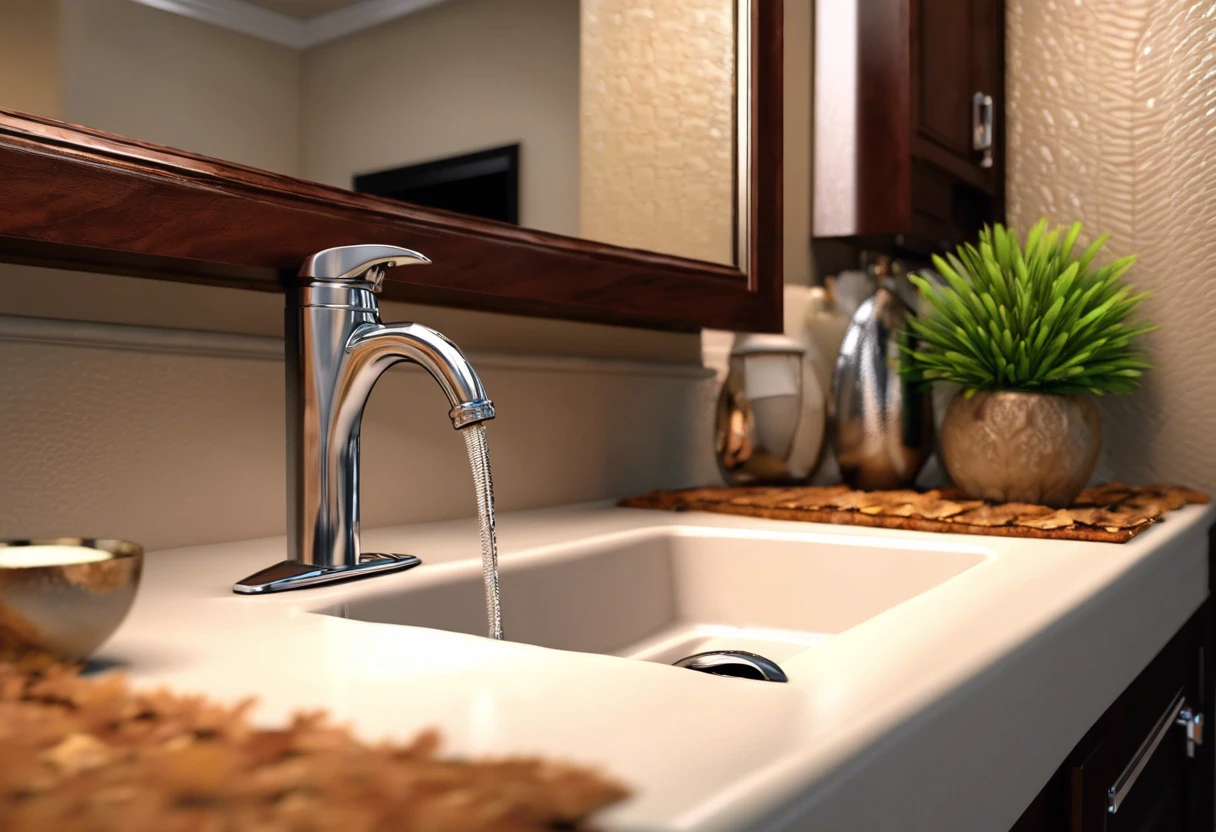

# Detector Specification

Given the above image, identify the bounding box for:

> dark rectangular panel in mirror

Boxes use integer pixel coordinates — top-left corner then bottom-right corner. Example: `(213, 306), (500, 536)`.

(354, 144), (520, 226)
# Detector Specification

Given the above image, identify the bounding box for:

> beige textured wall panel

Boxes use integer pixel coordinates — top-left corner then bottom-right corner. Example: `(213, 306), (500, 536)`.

(302, 0), (579, 237)
(580, 0), (736, 264)
(1008, 0), (1216, 493)
(58, 0), (302, 176)
(0, 340), (716, 550)
(0, 0), (60, 117)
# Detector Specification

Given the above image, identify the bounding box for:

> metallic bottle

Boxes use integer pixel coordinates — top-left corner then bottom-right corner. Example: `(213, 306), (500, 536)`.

(831, 283), (934, 490)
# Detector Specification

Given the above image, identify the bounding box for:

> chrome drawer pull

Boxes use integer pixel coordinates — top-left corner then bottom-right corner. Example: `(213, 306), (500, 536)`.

(1177, 706), (1204, 758)
(971, 91), (994, 169)
(1108, 689), (1186, 814)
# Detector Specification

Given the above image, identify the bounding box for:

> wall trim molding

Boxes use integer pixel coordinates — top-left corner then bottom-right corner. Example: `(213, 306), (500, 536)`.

(300, 0), (450, 47)
(0, 315), (714, 381)
(126, 0), (452, 49)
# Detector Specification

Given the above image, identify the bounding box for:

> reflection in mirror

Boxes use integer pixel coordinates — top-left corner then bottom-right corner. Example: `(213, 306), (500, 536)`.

(0, 0), (738, 267)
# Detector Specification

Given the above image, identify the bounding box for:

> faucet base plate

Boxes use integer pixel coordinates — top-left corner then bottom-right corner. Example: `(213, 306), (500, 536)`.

(233, 553), (421, 595)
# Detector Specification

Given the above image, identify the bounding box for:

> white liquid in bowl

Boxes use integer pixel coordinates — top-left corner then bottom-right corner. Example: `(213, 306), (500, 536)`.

(0, 545), (113, 568)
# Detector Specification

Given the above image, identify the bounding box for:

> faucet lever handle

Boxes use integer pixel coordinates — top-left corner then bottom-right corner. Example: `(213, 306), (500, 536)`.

(300, 245), (431, 292)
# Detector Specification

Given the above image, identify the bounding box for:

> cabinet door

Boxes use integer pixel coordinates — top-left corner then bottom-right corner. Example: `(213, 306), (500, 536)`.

(915, 0), (973, 158)
(1006, 599), (1213, 832)
(1071, 696), (1192, 831)
(912, 0), (1002, 191)
(1067, 605), (1209, 832)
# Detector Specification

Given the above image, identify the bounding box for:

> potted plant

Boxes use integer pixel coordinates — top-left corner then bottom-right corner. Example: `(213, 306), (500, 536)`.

(900, 220), (1154, 507)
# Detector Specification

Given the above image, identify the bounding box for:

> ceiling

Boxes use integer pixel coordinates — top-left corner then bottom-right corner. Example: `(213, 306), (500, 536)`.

(233, 0), (371, 20)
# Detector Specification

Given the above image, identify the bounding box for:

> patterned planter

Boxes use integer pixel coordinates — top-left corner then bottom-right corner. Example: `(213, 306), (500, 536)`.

(940, 391), (1101, 507)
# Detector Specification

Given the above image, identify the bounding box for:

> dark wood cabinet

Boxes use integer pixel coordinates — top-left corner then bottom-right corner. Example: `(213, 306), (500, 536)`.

(813, 0), (1005, 251)
(1068, 605), (1210, 831)
(912, 0), (1002, 185)
(1009, 551), (1215, 832)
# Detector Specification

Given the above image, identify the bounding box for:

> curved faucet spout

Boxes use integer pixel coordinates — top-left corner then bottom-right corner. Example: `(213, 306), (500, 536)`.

(234, 245), (497, 594)
(347, 323), (495, 429)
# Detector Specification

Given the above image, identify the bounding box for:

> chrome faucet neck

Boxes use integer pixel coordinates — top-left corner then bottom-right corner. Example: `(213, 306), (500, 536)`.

(290, 281), (380, 312)
(234, 245), (494, 594)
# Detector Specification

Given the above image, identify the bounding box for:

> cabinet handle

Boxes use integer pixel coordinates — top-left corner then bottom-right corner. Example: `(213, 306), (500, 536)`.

(1108, 689), (1195, 814)
(972, 92), (994, 169)
(1178, 706), (1204, 757)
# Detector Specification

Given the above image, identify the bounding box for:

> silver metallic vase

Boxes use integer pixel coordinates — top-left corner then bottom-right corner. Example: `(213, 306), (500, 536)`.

(831, 284), (933, 489)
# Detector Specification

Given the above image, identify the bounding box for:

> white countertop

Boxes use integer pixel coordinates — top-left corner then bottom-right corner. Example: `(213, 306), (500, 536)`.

(103, 501), (1214, 831)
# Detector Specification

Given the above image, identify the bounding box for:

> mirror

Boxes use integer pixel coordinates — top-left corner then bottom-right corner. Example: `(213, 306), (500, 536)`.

(1, 0), (740, 267)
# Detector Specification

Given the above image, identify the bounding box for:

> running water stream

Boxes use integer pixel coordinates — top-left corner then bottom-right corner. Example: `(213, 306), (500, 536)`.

(461, 423), (503, 640)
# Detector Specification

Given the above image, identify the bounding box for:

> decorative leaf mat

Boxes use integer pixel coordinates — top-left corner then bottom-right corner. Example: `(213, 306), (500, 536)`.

(619, 483), (1210, 543)
(0, 650), (628, 832)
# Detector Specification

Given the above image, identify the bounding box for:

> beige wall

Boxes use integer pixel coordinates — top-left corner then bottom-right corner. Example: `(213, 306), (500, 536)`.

(301, 0), (580, 237)
(0, 329), (714, 552)
(579, 0), (736, 264)
(0, 0), (61, 117)
(0, 270), (712, 551)
(1008, 0), (1216, 493)
(58, 0), (302, 176)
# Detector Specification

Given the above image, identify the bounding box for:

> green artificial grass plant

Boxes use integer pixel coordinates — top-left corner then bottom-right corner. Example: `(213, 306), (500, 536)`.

(899, 220), (1154, 396)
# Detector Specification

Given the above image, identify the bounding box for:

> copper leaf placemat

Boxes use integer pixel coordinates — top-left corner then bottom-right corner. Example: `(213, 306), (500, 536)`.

(0, 650), (628, 832)
(619, 483), (1210, 543)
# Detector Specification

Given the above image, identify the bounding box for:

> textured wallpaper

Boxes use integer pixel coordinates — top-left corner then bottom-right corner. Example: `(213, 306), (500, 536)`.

(0, 337), (717, 551)
(580, 0), (736, 265)
(1008, 0), (1216, 492)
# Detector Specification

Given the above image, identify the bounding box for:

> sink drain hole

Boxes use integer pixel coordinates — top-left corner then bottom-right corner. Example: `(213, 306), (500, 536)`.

(673, 651), (788, 683)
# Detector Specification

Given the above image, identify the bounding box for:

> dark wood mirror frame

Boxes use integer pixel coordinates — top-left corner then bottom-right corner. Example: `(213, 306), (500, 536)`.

(0, 2), (781, 334)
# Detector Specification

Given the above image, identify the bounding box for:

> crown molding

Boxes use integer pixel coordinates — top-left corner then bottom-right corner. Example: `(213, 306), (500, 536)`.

(301, 0), (450, 47)
(127, 0), (451, 50)
(128, 0), (309, 48)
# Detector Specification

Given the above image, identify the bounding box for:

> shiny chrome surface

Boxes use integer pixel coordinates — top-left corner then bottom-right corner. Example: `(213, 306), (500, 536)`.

(234, 553), (421, 595)
(300, 244), (431, 290)
(235, 245), (494, 594)
(832, 284), (933, 490)
(715, 334), (813, 485)
(674, 650), (789, 683)
(1177, 705), (1204, 758)
(0, 538), (143, 658)
(972, 91), (995, 169)
(1108, 689), (1186, 813)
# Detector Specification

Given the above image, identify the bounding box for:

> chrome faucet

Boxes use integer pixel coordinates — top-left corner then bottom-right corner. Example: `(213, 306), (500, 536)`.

(234, 245), (495, 594)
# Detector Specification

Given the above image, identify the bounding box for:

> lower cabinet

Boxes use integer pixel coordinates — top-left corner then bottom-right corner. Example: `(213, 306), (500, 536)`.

(1010, 598), (1214, 831)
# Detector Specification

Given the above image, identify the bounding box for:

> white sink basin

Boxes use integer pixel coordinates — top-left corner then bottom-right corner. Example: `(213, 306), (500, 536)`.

(322, 526), (993, 664)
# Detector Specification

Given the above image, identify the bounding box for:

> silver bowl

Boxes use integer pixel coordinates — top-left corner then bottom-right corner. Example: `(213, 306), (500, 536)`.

(0, 538), (143, 659)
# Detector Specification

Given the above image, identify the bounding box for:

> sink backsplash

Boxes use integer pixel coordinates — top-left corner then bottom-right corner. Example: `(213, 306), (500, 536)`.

(0, 267), (719, 550)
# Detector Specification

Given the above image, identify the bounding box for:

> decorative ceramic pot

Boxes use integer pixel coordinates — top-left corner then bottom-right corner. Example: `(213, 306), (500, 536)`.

(939, 391), (1101, 507)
